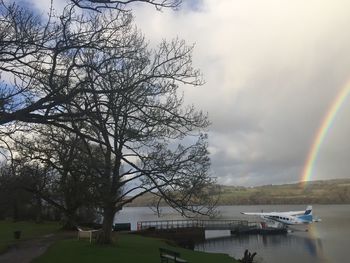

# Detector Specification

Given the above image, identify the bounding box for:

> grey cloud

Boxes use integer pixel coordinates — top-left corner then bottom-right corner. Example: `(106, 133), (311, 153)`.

(23, 0), (350, 186)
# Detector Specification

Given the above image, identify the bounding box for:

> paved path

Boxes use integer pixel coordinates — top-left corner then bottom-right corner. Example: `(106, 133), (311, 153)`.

(0, 232), (74, 263)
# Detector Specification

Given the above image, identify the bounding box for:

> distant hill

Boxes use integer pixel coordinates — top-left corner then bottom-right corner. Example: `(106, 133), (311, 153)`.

(127, 178), (350, 206)
(218, 178), (350, 205)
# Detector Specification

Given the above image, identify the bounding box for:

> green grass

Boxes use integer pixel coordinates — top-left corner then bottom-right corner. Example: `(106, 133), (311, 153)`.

(33, 233), (237, 263)
(0, 220), (60, 254)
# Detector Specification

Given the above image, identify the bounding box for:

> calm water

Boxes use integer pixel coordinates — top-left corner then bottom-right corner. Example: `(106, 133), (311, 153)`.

(114, 205), (350, 263)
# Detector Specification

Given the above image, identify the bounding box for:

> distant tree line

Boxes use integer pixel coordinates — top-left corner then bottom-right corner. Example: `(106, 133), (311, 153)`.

(0, 0), (219, 244)
(217, 182), (350, 205)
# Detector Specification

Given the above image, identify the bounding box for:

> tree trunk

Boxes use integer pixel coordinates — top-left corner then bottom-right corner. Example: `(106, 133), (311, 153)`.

(13, 198), (19, 222)
(35, 195), (42, 223)
(98, 206), (116, 244)
(61, 210), (78, 230)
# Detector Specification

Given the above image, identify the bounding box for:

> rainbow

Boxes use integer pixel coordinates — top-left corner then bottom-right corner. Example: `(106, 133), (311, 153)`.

(307, 223), (328, 261)
(301, 81), (350, 187)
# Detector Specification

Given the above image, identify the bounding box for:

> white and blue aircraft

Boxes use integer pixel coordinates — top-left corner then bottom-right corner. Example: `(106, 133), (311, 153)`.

(241, 206), (321, 225)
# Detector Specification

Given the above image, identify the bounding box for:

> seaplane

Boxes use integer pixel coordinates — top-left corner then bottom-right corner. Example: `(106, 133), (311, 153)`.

(241, 206), (322, 226)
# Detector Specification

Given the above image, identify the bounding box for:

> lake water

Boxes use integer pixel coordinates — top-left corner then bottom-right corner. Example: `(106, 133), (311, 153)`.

(113, 205), (350, 263)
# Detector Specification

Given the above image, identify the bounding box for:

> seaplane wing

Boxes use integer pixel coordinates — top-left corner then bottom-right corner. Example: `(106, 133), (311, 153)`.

(241, 206), (318, 225)
(241, 212), (267, 216)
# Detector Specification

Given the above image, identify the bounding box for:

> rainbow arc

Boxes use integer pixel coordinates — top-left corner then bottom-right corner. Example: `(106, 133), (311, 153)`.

(301, 82), (350, 187)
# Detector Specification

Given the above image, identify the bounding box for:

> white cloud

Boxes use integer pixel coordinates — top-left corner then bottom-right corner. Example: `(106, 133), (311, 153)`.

(133, 0), (350, 185)
(19, 0), (350, 186)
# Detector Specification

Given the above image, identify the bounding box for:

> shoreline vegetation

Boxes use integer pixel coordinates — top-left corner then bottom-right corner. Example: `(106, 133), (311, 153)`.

(128, 178), (350, 206)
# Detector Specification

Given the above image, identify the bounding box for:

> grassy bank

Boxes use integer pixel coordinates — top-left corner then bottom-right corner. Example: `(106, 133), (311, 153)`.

(33, 233), (237, 263)
(0, 220), (60, 254)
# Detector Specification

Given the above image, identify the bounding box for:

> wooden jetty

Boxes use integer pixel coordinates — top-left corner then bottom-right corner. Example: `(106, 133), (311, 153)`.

(137, 219), (287, 235)
(137, 219), (253, 231)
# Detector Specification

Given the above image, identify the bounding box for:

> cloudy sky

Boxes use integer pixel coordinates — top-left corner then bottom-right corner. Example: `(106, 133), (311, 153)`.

(24, 0), (350, 186)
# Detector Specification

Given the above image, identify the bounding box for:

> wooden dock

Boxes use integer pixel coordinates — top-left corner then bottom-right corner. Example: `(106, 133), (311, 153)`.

(137, 219), (287, 235)
(137, 219), (257, 231)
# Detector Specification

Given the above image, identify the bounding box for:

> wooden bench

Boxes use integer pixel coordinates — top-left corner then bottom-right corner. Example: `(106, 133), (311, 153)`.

(159, 248), (188, 263)
(77, 227), (101, 243)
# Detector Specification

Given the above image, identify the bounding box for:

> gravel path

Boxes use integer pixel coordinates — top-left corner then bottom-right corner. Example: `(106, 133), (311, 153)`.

(0, 232), (74, 263)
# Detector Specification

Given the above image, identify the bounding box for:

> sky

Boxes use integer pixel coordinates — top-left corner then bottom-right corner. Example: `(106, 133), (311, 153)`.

(17, 0), (350, 186)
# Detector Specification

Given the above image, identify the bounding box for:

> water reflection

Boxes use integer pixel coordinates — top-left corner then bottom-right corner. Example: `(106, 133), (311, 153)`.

(195, 229), (327, 263)
(115, 205), (350, 263)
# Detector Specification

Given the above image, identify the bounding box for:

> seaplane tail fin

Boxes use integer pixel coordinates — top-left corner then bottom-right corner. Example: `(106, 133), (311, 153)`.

(304, 205), (312, 215)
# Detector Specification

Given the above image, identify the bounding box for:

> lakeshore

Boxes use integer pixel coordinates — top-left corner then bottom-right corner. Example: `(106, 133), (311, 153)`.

(2, 204), (350, 263)
(115, 204), (350, 263)
(0, 221), (238, 263)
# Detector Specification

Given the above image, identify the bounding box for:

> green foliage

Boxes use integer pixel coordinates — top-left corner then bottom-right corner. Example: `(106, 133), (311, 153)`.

(32, 234), (237, 263)
(0, 220), (60, 254)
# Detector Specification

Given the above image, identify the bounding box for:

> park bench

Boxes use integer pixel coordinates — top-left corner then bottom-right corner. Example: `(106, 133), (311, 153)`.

(77, 227), (101, 243)
(113, 223), (131, 231)
(159, 248), (188, 263)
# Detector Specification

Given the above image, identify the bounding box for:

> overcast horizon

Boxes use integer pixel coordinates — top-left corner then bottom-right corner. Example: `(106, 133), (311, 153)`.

(21, 0), (350, 186)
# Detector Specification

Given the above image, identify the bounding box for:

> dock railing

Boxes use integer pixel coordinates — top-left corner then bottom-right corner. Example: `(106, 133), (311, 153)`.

(137, 219), (256, 231)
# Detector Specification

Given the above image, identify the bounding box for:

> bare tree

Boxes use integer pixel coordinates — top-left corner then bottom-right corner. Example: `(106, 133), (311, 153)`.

(70, 0), (182, 11)
(0, 2), (132, 126)
(62, 12), (217, 243)
(0, 159), (50, 221)
(1, 0), (217, 244)
(12, 125), (101, 228)
(0, 0), (183, 127)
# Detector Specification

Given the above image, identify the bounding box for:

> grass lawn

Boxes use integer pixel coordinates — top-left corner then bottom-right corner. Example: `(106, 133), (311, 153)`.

(33, 233), (238, 263)
(0, 220), (61, 254)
